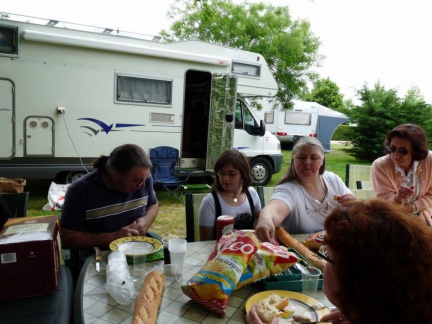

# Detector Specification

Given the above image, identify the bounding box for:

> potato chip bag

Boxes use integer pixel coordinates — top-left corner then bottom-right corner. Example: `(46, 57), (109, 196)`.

(181, 231), (297, 316)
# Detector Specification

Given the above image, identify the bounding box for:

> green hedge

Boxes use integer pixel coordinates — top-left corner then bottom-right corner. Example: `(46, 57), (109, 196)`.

(332, 124), (352, 141)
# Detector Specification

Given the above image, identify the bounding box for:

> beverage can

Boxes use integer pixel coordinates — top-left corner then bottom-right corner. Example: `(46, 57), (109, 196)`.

(216, 215), (235, 241)
(162, 238), (171, 264)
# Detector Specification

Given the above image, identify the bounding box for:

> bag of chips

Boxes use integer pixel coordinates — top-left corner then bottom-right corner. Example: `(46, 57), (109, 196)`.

(181, 231), (298, 316)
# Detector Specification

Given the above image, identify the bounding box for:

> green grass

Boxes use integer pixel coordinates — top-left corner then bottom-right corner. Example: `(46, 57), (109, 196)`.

(25, 142), (371, 238)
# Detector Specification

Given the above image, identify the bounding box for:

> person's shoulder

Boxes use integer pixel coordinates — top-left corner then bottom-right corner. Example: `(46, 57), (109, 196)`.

(323, 171), (338, 179)
(247, 186), (258, 194)
(68, 170), (97, 189)
(372, 155), (390, 166)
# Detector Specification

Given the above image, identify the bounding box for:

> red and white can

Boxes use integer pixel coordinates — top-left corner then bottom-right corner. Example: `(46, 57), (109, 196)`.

(216, 215), (235, 241)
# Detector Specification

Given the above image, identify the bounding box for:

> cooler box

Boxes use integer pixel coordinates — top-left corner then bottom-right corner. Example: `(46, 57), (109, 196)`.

(0, 215), (60, 300)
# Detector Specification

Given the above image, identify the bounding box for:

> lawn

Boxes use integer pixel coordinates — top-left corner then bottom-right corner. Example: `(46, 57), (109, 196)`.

(24, 142), (370, 239)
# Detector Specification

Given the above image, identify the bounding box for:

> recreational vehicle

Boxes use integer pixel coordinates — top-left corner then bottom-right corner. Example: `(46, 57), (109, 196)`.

(0, 13), (282, 186)
(256, 100), (348, 151)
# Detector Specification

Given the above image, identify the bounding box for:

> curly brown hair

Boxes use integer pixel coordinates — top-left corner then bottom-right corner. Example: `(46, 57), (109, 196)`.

(324, 199), (432, 323)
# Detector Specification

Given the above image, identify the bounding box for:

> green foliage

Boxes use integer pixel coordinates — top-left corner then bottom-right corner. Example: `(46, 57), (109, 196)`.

(332, 124), (351, 141)
(301, 77), (346, 113)
(161, 0), (322, 109)
(346, 82), (432, 162)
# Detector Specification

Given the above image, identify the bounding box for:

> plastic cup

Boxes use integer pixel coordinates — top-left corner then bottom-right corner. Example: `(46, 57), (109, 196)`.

(301, 267), (321, 298)
(168, 238), (187, 278)
(132, 244), (148, 277)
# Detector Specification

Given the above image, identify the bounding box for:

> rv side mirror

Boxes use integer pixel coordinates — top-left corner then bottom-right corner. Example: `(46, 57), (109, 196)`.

(226, 114), (233, 123)
(258, 120), (266, 137)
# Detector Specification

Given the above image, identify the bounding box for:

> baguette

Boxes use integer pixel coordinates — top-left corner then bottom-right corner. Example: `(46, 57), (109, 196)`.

(275, 226), (327, 271)
(256, 293), (290, 323)
(132, 270), (165, 324)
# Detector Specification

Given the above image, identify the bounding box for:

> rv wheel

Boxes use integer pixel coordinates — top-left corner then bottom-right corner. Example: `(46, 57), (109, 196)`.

(65, 171), (86, 184)
(250, 157), (272, 186)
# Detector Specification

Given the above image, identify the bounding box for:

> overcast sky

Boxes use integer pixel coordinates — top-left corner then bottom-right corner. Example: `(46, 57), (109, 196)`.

(2, 0), (432, 103)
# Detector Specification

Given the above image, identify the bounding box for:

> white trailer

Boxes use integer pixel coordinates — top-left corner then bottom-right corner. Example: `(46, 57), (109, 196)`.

(256, 99), (348, 151)
(0, 13), (282, 185)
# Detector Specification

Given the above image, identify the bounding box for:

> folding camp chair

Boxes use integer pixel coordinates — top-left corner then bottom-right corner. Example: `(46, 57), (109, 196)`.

(0, 192), (29, 217)
(149, 146), (190, 203)
(257, 186), (275, 208)
(185, 193), (207, 242)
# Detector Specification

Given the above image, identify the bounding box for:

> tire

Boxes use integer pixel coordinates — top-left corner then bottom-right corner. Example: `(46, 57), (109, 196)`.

(65, 171), (87, 184)
(250, 157), (273, 186)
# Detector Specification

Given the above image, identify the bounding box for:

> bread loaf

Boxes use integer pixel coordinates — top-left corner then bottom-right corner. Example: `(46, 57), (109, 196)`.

(132, 270), (165, 324)
(256, 293), (290, 323)
(275, 226), (327, 271)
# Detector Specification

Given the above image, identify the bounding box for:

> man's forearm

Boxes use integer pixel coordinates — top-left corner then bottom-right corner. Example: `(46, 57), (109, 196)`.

(60, 228), (117, 250)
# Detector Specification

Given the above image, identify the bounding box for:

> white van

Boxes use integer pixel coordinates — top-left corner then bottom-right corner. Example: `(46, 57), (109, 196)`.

(0, 13), (281, 185)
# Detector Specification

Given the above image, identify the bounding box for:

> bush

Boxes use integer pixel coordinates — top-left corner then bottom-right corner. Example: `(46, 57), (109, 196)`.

(332, 124), (351, 141)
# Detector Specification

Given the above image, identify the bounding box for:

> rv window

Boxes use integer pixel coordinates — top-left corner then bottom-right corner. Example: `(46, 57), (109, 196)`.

(284, 112), (311, 125)
(264, 111), (274, 124)
(236, 100), (258, 134)
(116, 74), (172, 105)
(232, 62), (261, 77)
(0, 25), (18, 56)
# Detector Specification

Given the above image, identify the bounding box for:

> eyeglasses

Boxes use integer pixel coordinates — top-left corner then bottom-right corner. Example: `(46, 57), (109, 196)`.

(123, 173), (151, 189)
(317, 250), (333, 264)
(386, 145), (409, 155)
(216, 172), (240, 179)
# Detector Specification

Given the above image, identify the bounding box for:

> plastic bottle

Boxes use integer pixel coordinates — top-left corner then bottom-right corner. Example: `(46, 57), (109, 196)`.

(105, 251), (136, 305)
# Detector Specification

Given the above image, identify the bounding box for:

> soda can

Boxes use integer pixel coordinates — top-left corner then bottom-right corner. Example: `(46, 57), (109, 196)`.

(162, 238), (171, 264)
(216, 215), (235, 241)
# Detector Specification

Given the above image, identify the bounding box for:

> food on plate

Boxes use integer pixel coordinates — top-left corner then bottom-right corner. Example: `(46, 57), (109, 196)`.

(132, 270), (165, 324)
(181, 231), (298, 316)
(334, 194), (341, 202)
(275, 226), (327, 271)
(302, 231), (325, 250)
(256, 293), (290, 323)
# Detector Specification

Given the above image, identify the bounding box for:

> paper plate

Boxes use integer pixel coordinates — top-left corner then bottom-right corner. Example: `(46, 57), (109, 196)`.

(109, 236), (162, 259)
(245, 290), (329, 322)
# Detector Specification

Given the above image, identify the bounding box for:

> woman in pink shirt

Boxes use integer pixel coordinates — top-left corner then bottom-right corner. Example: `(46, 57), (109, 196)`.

(371, 123), (432, 226)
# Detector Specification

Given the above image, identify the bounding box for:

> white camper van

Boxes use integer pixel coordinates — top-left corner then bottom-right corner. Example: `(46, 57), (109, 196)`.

(256, 100), (348, 151)
(0, 13), (282, 185)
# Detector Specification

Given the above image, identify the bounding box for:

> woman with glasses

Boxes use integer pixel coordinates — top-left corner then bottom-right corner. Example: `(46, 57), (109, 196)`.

(371, 123), (432, 225)
(246, 199), (432, 323)
(199, 150), (261, 241)
(254, 137), (355, 244)
(320, 199), (432, 323)
(60, 144), (158, 256)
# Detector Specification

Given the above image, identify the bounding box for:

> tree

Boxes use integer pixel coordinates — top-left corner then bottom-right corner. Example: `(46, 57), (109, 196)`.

(161, 0), (322, 109)
(301, 77), (346, 113)
(346, 82), (432, 162)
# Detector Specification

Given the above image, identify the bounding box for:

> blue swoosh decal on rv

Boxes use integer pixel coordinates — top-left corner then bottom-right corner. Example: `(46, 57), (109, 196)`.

(78, 118), (145, 134)
(78, 118), (113, 133)
(115, 123), (145, 128)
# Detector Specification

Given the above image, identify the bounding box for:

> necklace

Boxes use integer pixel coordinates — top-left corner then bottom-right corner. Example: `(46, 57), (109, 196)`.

(223, 190), (242, 202)
(299, 177), (329, 215)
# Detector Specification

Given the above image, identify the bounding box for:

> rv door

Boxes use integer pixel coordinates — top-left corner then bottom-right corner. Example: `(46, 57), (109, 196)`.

(205, 73), (237, 170)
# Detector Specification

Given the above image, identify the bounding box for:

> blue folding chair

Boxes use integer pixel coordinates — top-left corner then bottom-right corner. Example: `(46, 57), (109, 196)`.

(149, 146), (190, 203)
